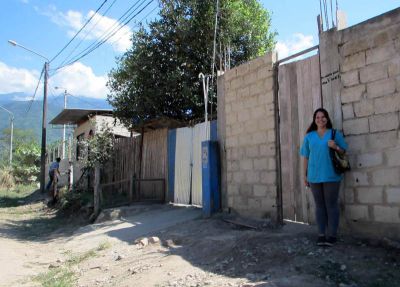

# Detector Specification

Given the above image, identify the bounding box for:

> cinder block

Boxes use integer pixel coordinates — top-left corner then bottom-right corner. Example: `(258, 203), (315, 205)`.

(374, 93), (400, 114)
(372, 30), (390, 47)
(356, 152), (383, 168)
(366, 78), (396, 99)
(227, 184), (239, 195)
(356, 187), (383, 204)
(254, 184), (268, 197)
(343, 118), (369, 135)
(243, 71), (258, 86)
(360, 63), (388, 83)
(341, 38), (369, 57)
(341, 84), (365, 103)
(257, 67), (271, 80)
(237, 110), (251, 122)
(386, 187), (400, 204)
(225, 136), (238, 148)
(366, 43), (396, 65)
(252, 131), (268, 145)
(373, 206), (400, 223)
(224, 68), (238, 82)
(233, 171), (245, 183)
(342, 103), (355, 120)
(346, 134), (368, 154)
(342, 51), (366, 72)
(260, 171), (276, 184)
(227, 160), (239, 172)
(345, 171), (369, 187)
(369, 113), (399, 133)
(248, 198), (262, 209)
(259, 144), (276, 156)
(258, 91), (274, 105)
(344, 188), (355, 204)
(245, 171), (260, 184)
(268, 158), (276, 170)
(236, 62), (250, 76)
(243, 95), (258, 109)
(237, 87), (250, 100)
(240, 159), (253, 171)
(245, 146), (259, 158)
(372, 168), (400, 186)
(239, 184), (253, 197)
(345, 205), (369, 221)
(385, 148), (400, 167)
(354, 99), (374, 117)
(388, 58), (400, 77)
(231, 77), (244, 90)
(254, 158), (268, 171)
(367, 131), (398, 150)
(341, 70), (359, 87)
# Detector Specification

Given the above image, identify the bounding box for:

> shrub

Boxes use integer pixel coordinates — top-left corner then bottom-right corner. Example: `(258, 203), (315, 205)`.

(0, 167), (15, 189)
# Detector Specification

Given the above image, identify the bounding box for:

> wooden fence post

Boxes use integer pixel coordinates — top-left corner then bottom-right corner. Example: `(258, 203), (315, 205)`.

(94, 164), (100, 216)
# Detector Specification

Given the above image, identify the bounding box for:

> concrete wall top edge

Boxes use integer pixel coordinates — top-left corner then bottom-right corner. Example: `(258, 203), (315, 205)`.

(338, 7), (400, 43)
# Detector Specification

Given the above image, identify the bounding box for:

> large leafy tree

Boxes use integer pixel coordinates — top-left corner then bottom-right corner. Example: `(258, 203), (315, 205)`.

(107, 0), (275, 127)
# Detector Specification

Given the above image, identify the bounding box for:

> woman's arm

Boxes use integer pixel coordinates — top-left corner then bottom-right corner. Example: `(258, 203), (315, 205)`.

(328, 140), (345, 155)
(303, 157), (309, 187)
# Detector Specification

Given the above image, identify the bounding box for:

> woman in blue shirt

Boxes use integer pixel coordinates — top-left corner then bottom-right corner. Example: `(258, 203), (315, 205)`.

(300, 108), (348, 246)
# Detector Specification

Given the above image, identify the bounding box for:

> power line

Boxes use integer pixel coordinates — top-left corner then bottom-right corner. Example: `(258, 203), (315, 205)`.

(57, 0), (119, 69)
(26, 67), (45, 115)
(50, 0), (109, 63)
(55, 0), (152, 71)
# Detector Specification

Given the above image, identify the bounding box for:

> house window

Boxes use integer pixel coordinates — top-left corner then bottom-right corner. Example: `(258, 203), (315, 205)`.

(76, 133), (85, 160)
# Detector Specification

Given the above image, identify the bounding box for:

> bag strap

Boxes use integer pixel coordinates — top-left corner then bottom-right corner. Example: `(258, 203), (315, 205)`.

(331, 129), (336, 140)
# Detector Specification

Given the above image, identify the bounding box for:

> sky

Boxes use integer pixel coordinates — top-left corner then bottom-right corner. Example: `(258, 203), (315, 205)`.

(0, 0), (399, 100)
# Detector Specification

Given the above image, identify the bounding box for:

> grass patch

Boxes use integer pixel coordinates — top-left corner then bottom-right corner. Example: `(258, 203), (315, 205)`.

(34, 248), (99, 287)
(0, 184), (38, 208)
(97, 240), (112, 251)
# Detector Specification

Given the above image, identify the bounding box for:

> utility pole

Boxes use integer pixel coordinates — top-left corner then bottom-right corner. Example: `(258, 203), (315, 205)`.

(0, 105), (14, 165)
(55, 87), (68, 159)
(8, 40), (49, 193)
(40, 62), (49, 193)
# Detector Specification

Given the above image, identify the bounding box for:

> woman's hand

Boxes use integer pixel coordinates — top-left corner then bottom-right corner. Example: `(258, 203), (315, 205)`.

(328, 140), (339, 150)
(304, 176), (310, 188)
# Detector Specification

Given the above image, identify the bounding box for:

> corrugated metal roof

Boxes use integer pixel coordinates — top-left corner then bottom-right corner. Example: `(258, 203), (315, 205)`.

(49, 108), (113, 125)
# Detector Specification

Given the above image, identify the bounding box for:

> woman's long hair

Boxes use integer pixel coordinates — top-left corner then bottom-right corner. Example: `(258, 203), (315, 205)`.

(306, 108), (333, 133)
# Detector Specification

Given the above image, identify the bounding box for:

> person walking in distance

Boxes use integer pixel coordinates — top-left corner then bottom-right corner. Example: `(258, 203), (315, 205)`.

(46, 157), (61, 192)
(300, 108), (348, 246)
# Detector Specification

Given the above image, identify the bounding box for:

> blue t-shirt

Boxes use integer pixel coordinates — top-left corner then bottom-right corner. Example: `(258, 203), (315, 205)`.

(49, 161), (59, 171)
(300, 129), (348, 183)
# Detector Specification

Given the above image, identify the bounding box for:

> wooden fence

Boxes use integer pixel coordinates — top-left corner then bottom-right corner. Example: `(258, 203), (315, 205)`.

(278, 54), (322, 224)
(99, 128), (168, 208)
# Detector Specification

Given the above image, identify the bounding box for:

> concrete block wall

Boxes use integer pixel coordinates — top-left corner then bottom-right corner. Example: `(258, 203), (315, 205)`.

(220, 53), (277, 219)
(337, 8), (400, 237)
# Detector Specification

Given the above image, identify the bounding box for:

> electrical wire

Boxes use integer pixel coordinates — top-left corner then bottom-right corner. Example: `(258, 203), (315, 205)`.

(56, 0), (118, 69)
(108, 2), (158, 47)
(209, 0), (220, 125)
(50, 0), (109, 63)
(55, 0), (153, 71)
(25, 66), (45, 115)
(330, 0), (334, 28)
(319, 0), (324, 31)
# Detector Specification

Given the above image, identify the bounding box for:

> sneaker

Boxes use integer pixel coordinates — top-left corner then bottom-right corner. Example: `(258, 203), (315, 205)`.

(316, 236), (326, 246)
(325, 236), (337, 247)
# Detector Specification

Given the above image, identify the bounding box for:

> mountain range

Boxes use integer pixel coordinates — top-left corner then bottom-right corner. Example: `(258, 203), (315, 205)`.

(0, 92), (112, 144)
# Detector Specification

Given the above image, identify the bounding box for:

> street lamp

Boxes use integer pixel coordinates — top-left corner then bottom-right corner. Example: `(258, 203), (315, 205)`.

(0, 105), (14, 165)
(8, 40), (49, 193)
(55, 86), (68, 159)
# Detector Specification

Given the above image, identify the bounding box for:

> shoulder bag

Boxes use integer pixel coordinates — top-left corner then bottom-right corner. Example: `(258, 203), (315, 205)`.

(330, 129), (351, 174)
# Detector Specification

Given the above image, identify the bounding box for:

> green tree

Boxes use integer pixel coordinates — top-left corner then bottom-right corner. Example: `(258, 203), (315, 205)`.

(0, 129), (40, 183)
(107, 0), (275, 128)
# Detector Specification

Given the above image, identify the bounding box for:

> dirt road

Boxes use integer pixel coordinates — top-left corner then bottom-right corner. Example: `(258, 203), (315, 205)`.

(1, 194), (399, 287)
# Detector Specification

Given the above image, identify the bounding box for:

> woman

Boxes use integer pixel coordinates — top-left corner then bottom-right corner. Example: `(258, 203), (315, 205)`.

(300, 108), (348, 247)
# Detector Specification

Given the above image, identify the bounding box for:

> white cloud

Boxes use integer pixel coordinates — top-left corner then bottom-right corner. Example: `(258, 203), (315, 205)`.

(39, 6), (132, 53)
(0, 61), (109, 99)
(50, 62), (109, 99)
(276, 33), (315, 60)
(0, 62), (40, 94)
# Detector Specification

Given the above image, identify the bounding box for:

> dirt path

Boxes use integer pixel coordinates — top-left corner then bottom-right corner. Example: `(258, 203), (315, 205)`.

(1, 193), (400, 287)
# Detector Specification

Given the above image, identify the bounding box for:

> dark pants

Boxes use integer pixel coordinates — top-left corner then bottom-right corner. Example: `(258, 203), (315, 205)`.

(310, 182), (341, 237)
(46, 170), (55, 191)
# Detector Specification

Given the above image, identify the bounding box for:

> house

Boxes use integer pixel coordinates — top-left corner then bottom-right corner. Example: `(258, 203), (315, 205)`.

(47, 108), (131, 187)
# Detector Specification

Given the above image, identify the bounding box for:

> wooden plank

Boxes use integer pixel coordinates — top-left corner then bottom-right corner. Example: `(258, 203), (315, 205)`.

(278, 63), (293, 220)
